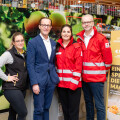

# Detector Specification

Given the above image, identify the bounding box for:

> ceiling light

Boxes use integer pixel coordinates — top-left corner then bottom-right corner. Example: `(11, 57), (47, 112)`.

(78, 1), (81, 4)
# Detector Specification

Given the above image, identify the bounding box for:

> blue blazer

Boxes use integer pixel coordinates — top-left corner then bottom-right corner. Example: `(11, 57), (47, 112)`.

(26, 35), (59, 87)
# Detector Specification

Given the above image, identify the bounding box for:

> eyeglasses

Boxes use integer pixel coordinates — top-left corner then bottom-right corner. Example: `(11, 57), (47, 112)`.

(15, 40), (24, 43)
(82, 21), (94, 25)
(40, 24), (51, 28)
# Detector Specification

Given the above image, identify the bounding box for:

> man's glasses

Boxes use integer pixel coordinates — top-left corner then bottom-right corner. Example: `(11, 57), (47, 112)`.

(40, 24), (51, 28)
(82, 21), (94, 25)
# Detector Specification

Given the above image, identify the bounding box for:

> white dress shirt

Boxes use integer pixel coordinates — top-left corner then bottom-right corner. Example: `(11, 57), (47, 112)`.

(40, 33), (52, 59)
(84, 30), (94, 48)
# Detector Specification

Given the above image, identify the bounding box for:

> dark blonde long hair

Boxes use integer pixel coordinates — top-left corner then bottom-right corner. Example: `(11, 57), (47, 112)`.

(9, 32), (24, 50)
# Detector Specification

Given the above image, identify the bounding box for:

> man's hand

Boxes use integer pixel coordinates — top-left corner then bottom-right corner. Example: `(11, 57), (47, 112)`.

(32, 84), (40, 95)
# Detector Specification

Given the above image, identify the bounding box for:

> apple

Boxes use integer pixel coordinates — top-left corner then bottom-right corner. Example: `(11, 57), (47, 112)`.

(24, 11), (46, 34)
(49, 12), (66, 32)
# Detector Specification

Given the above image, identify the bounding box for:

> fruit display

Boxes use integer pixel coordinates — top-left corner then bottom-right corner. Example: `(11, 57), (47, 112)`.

(109, 105), (119, 114)
(24, 11), (46, 35)
(49, 12), (66, 32)
(65, 12), (83, 39)
(107, 105), (120, 120)
(0, 22), (11, 49)
(106, 15), (113, 25)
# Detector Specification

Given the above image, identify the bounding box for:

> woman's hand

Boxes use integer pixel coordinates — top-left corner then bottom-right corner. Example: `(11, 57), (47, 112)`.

(7, 75), (19, 83)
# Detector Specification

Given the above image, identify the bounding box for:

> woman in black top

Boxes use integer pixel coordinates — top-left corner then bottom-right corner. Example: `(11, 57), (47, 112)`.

(0, 32), (28, 120)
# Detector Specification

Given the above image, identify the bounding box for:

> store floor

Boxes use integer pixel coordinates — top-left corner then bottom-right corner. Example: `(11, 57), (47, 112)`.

(0, 112), (97, 120)
(0, 112), (8, 120)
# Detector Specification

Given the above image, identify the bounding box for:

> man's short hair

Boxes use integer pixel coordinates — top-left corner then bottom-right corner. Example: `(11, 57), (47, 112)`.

(39, 17), (52, 25)
(81, 14), (94, 21)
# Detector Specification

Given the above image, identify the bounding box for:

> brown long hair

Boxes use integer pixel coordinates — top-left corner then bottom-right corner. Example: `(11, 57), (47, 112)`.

(60, 24), (72, 38)
(56, 24), (72, 52)
(8, 32), (24, 50)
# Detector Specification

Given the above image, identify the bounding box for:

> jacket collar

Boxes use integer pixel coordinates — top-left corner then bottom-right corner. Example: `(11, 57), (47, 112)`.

(77, 26), (97, 41)
(37, 35), (55, 61)
(57, 36), (74, 48)
(40, 33), (50, 42)
(11, 46), (26, 57)
(77, 26), (98, 50)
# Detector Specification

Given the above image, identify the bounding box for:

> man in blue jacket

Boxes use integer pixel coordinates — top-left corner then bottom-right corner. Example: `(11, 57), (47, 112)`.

(27, 17), (59, 120)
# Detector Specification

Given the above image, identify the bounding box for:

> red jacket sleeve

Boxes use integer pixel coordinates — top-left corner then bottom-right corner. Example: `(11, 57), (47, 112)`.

(100, 36), (112, 71)
(70, 44), (83, 90)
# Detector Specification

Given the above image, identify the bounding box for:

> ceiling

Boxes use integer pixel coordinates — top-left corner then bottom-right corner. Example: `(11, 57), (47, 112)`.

(96, 0), (120, 6)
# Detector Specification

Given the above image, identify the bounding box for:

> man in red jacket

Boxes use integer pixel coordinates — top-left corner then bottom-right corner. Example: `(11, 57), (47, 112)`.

(77, 14), (112, 120)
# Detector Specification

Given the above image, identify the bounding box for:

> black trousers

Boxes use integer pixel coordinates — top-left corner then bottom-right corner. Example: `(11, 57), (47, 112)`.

(57, 87), (81, 120)
(4, 89), (27, 120)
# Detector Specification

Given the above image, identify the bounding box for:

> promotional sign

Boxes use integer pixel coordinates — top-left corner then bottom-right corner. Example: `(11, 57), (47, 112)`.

(106, 30), (120, 120)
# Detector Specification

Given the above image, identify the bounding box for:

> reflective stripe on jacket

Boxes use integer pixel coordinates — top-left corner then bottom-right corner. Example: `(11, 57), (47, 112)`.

(56, 37), (82, 90)
(77, 27), (112, 82)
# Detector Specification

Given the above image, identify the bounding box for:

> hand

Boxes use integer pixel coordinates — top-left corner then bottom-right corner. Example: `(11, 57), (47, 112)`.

(7, 75), (19, 83)
(32, 84), (40, 95)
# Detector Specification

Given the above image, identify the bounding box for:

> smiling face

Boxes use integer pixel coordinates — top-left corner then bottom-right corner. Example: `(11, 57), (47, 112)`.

(61, 26), (72, 42)
(13, 35), (24, 51)
(38, 18), (52, 38)
(81, 15), (94, 32)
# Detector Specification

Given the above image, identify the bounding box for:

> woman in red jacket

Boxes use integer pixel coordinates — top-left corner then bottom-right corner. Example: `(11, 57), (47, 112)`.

(56, 24), (82, 120)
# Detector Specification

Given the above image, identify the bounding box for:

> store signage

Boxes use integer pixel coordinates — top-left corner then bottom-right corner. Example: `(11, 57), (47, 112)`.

(106, 30), (120, 120)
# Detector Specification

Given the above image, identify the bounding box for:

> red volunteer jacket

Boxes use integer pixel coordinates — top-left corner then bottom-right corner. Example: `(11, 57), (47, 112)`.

(77, 27), (112, 82)
(56, 37), (82, 90)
